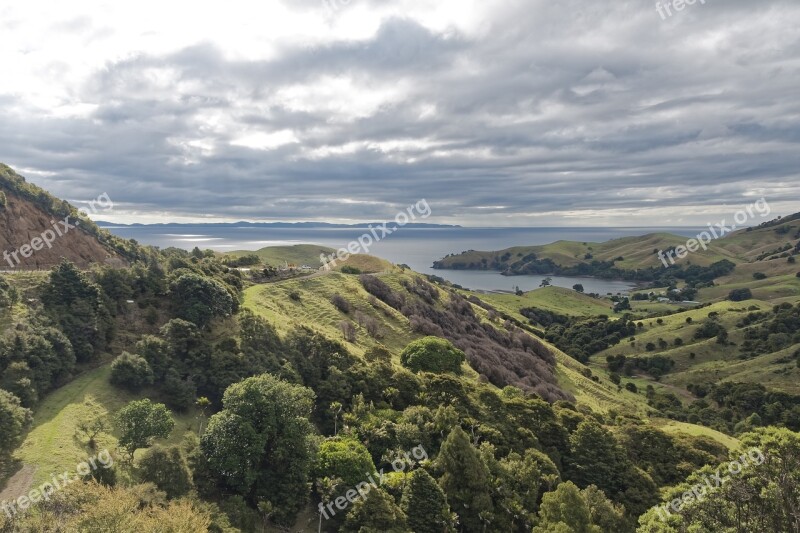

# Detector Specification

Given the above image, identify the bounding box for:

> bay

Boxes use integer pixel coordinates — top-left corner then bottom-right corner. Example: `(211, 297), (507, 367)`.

(102, 225), (704, 294)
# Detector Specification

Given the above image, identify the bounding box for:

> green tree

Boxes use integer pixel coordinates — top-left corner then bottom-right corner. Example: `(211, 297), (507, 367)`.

(438, 426), (493, 532)
(169, 272), (234, 328)
(315, 437), (375, 488)
(401, 468), (452, 533)
(0, 389), (32, 466)
(110, 352), (154, 391)
(200, 373), (316, 526)
(136, 445), (193, 499)
(533, 481), (600, 533)
(115, 399), (174, 458)
(400, 336), (465, 374)
(41, 260), (110, 362)
(638, 427), (800, 532)
(342, 487), (410, 533)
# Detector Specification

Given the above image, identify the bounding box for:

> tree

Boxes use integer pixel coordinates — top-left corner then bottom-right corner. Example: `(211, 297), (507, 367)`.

(315, 437), (375, 489)
(136, 445), (193, 499)
(201, 374), (316, 526)
(110, 352), (154, 391)
(400, 337), (465, 374)
(565, 421), (626, 498)
(614, 298), (632, 312)
(0, 389), (32, 465)
(437, 426), (493, 532)
(341, 487), (410, 533)
(76, 413), (109, 450)
(401, 469), (452, 533)
(169, 272), (234, 328)
(41, 260), (109, 362)
(728, 288), (753, 302)
(532, 482), (602, 533)
(540, 277), (552, 288)
(638, 427), (800, 532)
(115, 399), (174, 458)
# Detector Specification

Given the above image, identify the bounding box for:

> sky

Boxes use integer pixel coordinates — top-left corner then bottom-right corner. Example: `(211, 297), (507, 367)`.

(0, 0), (799, 226)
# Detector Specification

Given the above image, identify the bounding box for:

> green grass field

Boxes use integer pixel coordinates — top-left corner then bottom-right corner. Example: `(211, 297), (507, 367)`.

(652, 418), (740, 450)
(12, 364), (197, 488)
(471, 286), (615, 319)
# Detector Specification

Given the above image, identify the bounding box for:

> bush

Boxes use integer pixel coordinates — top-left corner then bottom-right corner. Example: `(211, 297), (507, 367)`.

(331, 294), (352, 314)
(729, 288), (753, 302)
(341, 266), (362, 274)
(136, 445), (193, 499)
(625, 382), (638, 393)
(753, 272), (767, 280)
(400, 336), (465, 374)
(110, 353), (154, 391)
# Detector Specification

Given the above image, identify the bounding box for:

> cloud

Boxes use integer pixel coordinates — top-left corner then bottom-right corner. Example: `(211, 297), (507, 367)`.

(0, 0), (798, 225)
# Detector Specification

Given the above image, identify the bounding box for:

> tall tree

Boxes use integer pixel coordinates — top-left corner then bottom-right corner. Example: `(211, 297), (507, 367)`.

(201, 373), (316, 526)
(438, 426), (494, 532)
(401, 468), (452, 533)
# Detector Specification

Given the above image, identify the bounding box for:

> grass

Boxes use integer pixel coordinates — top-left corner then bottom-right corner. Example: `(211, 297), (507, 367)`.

(226, 244), (336, 267)
(472, 286), (614, 319)
(243, 271), (418, 358)
(12, 364), (197, 487)
(652, 418), (740, 450)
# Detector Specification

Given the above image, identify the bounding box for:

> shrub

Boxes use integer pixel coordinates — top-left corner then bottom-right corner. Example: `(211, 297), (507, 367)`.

(340, 321), (357, 342)
(753, 272), (767, 280)
(400, 336), (465, 374)
(341, 266), (362, 274)
(729, 288), (753, 302)
(136, 445), (193, 499)
(110, 353), (154, 391)
(331, 294), (352, 314)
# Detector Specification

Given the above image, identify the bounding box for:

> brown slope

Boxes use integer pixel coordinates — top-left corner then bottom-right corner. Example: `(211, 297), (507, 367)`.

(0, 165), (124, 270)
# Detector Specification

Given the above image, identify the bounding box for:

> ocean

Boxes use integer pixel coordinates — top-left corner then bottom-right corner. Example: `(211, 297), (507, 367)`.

(101, 225), (703, 294)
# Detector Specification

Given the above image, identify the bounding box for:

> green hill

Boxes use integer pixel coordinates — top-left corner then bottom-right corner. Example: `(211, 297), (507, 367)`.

(226, 244), (336, 267)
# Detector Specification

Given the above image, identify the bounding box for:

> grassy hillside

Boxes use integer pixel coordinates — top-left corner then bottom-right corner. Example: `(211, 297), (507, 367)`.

(434, 213), (800, 276)
(243, 270), (417, 358)
(470, 286), (614, 319)
(227, 244), (336, 267)
(243, 268), (654, 416)
(10, 364), (197, 488)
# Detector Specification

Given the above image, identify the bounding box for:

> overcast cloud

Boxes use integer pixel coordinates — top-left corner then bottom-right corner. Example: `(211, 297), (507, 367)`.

(1, 0), (798, 225)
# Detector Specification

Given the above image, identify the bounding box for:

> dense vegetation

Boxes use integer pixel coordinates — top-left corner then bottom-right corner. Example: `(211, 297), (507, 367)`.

(1, 209), (800, 531)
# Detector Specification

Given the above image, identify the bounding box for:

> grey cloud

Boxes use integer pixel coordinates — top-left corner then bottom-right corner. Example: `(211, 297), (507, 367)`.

(0, 1), (799, 224)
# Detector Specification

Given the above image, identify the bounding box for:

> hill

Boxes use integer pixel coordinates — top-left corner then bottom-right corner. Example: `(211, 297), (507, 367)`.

(227, 244), (337, 267)
(433, 214), (800, 277)
(0, 164), (129, 269)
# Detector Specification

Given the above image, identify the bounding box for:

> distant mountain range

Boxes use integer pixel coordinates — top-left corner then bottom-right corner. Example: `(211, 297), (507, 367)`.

(94, 221), (461, 229)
